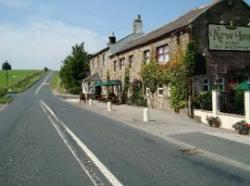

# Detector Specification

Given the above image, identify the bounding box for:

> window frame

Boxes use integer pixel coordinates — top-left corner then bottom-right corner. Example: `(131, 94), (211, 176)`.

(128, 55), (133, 69)
(203, 78), (210, 92)
(158, 84), (164, 97)
(157, 45), (170, 64)
(217, 78), (225, 91)
(102, 54), (105, 66)
(113, 61), (117, 72)
(143, 50), (150, 64)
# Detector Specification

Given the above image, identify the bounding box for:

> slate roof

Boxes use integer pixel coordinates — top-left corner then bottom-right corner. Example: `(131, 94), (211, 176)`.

(113, 1), (221, 55)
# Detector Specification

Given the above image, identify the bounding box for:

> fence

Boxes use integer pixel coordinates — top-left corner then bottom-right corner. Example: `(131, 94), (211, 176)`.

(194, 90), (250, 130)
(219, 91), (244, 115)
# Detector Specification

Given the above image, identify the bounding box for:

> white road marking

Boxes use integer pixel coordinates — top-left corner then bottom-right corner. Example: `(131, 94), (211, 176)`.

(40, 104), (98, 186)
(35, 72), (52, 95)
(40, 100), (123, 186)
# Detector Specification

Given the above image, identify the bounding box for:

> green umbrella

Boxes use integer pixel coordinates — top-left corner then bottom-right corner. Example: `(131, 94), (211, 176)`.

(95, 80), (120, 87)
(234, 81), (250, 91)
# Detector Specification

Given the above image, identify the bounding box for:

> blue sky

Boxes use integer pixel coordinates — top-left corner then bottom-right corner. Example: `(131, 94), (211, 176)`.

(0, 0), (249, 70)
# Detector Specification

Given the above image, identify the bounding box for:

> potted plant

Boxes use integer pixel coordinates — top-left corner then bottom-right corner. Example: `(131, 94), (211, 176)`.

(233, 121), (250, 135)
(206, 116), (221, 128)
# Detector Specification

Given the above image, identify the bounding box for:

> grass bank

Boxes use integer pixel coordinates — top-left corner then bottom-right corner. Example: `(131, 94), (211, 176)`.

(50, 72), (66, 94)
(0, 70), (45, 103)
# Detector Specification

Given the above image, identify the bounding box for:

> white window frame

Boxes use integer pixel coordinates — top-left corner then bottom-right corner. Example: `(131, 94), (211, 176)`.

(218, 78), (225, 91)
(157, 45), (170, 64)
(203, 78), (210, 92)
(158, 85), (164, 97)
(144, 50), (150, 64)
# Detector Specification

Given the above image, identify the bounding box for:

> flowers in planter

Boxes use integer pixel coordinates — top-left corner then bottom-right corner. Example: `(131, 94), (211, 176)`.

(206, 116), (221, 128)
(233, 121), (250, 135)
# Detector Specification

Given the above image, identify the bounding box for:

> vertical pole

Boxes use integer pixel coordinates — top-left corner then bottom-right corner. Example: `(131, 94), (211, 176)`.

(107, 102), (112, 112)
(212, 89), (220, 116)
(5, 70), (9, 88)
(245, 91), (250, 123)
(89, 99), (93, 106)
(143, 108), (149, 122)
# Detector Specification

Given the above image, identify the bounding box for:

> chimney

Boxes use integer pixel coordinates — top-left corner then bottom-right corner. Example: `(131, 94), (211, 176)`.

(108, 32), (116, 45)
(133, 15), (143, 34)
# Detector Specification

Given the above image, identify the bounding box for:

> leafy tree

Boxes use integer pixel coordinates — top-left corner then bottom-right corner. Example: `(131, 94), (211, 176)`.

(141, 59), (160, 108)
(2, 61), (11, 70)
(2, 61), (12, 87)
(59, 43), (89, 94)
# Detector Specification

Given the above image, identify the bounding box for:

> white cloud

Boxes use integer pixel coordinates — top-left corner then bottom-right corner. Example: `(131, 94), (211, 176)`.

(0, 20), (106, 70)
(0, 0), (31, 8)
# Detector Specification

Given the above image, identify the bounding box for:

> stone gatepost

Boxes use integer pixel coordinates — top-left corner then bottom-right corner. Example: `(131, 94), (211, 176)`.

(212, 89), (220, 116)
(244, 91), (250, 123)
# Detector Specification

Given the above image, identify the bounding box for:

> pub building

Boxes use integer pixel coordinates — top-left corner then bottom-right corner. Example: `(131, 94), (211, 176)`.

(87, 0), (250, 111)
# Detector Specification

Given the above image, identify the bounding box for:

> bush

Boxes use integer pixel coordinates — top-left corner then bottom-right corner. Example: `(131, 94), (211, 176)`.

(128, 91), (147, 107)
(233, 121), (250, 135)
(127, 79), (147, 107)
(194, 91), (212, 111)
(206, 116), (221, 128)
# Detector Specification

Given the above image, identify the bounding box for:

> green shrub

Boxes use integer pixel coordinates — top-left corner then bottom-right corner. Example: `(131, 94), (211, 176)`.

(127, 79), (147, 107)
(194, 91), (212, 111)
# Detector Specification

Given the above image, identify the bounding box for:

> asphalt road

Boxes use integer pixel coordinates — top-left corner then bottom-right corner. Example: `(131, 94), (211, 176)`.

(0, 73), (250, 186)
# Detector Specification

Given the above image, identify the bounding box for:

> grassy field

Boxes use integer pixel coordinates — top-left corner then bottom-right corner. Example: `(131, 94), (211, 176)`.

(50, 72), (66, 94)
(0, 70), (40, 88)
(0, 70), (45, 103)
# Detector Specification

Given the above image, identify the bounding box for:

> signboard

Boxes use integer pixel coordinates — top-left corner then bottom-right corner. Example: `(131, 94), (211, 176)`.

(208, 24), (250, 51)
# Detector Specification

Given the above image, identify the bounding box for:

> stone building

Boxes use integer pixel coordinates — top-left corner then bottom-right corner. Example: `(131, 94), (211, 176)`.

(87, 0), (250, 111)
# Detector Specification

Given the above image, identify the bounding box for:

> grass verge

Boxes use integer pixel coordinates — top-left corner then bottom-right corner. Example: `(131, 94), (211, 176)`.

(0, 71), (45, 103)
(50, 72), (66, 94)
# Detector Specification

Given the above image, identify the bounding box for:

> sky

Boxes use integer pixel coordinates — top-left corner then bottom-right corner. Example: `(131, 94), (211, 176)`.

(0, 0), (249, 70)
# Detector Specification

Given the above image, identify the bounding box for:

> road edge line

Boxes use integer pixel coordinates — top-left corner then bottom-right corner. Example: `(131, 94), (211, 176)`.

(40, 100), (123, 186)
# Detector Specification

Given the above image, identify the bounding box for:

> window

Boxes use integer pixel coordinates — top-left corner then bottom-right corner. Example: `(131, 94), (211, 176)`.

(176, 32), (181, 45)
(158, 85), (164, 97)
(203, 78), (210, 91)
(119, 58), (125, 70)
(129, 55), (133, 69)
(114, 61), (117, 72)
(157, 45), (170, 64)
(144, 50), (150, 64)
(217, 78), (225, 91)
(97, 56), (100, 68)
(102, 54), (105, 66)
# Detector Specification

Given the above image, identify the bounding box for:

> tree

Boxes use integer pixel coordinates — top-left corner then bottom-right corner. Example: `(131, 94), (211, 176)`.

(141, 59), (160, 108)
(59, 43), (90, 94)
(2, 61), (12, 88)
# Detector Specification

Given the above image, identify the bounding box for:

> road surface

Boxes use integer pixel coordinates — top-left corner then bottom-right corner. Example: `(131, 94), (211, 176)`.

(0, 73), (250, 186)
